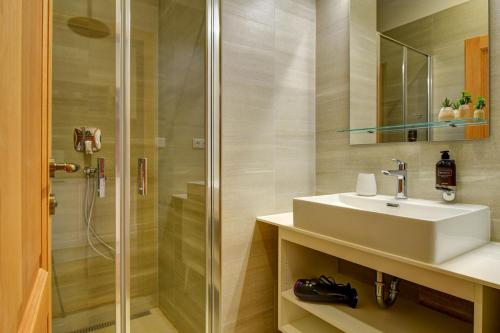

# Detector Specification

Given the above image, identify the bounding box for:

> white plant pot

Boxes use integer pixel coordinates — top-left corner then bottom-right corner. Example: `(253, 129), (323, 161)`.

(474, 109), (485, 120)
(454, 104), (469, 120)
(438, 107), (454, 121)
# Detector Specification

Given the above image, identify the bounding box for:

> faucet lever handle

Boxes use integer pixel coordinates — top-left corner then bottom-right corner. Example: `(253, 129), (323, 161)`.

(392, 159), (407, 170)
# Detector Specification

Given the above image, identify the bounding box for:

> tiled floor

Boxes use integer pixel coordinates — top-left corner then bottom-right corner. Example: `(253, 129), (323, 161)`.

(94, 308), (178, 333)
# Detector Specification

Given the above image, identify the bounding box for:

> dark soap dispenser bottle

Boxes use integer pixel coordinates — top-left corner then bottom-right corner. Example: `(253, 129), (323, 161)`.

(436, 150), (456, 201)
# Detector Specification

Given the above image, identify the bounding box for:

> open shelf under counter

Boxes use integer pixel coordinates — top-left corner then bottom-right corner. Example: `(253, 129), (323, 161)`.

(280, 315), (343, 333)
(282, 274), (472, 333)
(260, 212), (500, 333)
(258, 212), (500, 292)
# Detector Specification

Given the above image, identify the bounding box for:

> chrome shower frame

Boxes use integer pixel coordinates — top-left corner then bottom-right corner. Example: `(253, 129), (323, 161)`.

(206, 0), (222, 332)
(115, 0), (130, 331)
(115, 0), (221, 332)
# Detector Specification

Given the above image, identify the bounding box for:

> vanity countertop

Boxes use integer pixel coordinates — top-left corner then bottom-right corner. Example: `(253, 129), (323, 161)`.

(257, 212), (500, 290)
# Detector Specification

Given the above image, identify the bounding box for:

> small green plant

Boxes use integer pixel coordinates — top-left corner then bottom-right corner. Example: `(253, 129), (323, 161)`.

(476, 96), (487, 110)
(452, 100), (461, 110)
(459, 91), (472, 105)
(441, 97), (452, 108)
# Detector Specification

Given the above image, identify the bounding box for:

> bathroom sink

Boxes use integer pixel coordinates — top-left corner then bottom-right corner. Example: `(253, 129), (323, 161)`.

(293, 193), (490, 263)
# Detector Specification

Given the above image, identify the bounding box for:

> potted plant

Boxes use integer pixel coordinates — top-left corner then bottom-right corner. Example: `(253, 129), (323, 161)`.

(456, 91), (472, 120)
(438, 97), (454, 121)
(452, 99), (461, 119)
(474, 96), (487, 120)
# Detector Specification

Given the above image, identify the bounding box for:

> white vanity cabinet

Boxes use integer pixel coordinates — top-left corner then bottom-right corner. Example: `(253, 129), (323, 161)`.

(258, 213), (500, 333)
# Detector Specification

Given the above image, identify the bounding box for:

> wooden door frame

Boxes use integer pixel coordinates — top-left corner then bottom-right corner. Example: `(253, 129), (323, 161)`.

(18, 0), (52, 330)
(0, 0), (52, 331)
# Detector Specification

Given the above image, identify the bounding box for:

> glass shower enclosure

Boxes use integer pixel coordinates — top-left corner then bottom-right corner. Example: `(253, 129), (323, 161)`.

(378, 35), (430, 143)
(50, 0), (219, 332)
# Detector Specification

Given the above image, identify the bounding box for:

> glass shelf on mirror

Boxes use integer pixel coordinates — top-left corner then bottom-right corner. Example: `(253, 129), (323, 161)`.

(337, 118), (488, 134)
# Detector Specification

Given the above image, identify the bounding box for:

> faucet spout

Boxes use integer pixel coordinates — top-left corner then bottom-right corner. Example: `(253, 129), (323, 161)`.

(382, 159), (408, 199)
(381, 169), (405, 177)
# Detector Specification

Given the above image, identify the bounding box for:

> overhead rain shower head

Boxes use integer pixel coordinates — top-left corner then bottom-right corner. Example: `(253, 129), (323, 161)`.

(68, 17), (110, 38)
(67, 0), (110, 39)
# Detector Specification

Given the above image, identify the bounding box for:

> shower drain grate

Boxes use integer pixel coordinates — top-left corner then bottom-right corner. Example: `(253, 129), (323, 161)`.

(68, 310), (151, 333)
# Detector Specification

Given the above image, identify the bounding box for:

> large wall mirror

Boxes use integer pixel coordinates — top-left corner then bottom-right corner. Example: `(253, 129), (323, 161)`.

(348, 0), (489, 145)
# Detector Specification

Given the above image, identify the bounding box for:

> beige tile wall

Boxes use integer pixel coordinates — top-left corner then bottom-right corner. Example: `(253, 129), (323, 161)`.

(317, 0), (500, 243)
(349, 0), (377, 144)
(221, 0), (316, 331)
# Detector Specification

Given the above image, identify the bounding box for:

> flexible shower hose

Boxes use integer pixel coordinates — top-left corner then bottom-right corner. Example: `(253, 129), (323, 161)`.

(84, 172), (115, 260)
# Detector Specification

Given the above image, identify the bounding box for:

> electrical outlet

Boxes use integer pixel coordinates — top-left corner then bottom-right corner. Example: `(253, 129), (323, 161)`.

(192, 138), (205, 149)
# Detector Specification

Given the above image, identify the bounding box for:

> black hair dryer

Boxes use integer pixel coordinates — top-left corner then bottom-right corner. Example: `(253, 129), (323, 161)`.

(293, 275), (358, 308)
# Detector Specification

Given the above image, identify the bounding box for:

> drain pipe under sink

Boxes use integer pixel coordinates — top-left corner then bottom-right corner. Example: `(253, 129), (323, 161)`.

(375, 271), (400, 308)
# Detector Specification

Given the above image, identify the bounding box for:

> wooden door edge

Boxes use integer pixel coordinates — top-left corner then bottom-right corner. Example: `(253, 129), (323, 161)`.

(42, 0), (52, 330)
(17, 269), (49, 333)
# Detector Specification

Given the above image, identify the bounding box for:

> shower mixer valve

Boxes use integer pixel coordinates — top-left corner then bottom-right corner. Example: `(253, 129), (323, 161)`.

(97, 157), (105, 198)
(74, 127), (102, 154)
(83, 159), (105, 199)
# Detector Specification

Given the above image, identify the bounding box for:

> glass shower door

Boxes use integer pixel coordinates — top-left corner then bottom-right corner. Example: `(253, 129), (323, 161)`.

(127, 0), (208, 332)
(51, 0), (214, 331)
(51, 1), (118, 332)
(379, 36), (405, 143)
(378, 35), (430, 143)
(406, 49), (430, 141)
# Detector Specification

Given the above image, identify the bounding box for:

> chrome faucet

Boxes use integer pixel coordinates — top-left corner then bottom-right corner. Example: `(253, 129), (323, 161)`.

(382, 159), (408, 199)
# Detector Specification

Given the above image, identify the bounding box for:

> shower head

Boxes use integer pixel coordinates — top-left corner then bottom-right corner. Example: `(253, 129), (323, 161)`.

(68, 17), (110, 38)
(67, 0), (110, 39)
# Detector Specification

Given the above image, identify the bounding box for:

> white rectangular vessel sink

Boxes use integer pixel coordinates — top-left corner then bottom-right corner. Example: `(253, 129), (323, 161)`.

(293, 193), (490, 263)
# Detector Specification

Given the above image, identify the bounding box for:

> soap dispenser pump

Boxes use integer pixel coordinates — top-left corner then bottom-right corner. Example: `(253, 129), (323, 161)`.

(436, 150), (456, 201)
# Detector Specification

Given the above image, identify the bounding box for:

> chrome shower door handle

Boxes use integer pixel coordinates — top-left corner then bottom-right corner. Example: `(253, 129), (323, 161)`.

(138, 157), (147, 196)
